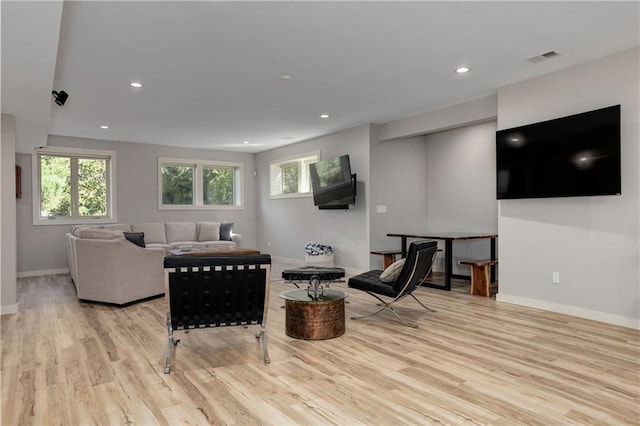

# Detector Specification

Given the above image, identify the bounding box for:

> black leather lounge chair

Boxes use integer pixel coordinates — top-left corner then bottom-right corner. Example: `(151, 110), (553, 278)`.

(348, 240), (438, 328)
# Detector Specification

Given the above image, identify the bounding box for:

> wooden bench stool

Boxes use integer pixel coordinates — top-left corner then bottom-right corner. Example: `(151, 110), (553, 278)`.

(370, 250), (402, 269)
(459, 259), (498, 297)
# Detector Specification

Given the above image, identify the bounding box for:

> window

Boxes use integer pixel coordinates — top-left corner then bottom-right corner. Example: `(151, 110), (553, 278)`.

(270, 151), (319, 198)
(158, 157), (243, 210)
(33, 147), (116, 225)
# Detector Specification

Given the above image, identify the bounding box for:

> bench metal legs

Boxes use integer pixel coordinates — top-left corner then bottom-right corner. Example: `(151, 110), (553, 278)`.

(255, 323), (270, 364)
(164, 320), (177, 374)
(165, 322), (270, 374)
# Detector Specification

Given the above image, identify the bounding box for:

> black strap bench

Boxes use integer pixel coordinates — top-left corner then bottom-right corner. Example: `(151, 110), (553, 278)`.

(163, 254), (272, 373)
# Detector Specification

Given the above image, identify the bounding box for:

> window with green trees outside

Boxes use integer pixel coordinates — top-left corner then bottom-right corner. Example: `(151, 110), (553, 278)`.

(158, 157), (243, 210)
(34, 147), (115, 225)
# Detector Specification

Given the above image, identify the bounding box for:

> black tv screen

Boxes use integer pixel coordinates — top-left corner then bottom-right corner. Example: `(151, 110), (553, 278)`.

(496, 105), (621, 200)
(309, 155), (356, 209)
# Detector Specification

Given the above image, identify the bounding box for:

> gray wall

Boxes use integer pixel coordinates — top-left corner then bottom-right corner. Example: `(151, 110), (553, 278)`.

(16, 135), (258, 273)
(368, 122), (497, 272)
(369, 135), (429, 269)
(496, 47), (639, 327)
(256, 125), (371, 271)
(423, 122), (498, 273)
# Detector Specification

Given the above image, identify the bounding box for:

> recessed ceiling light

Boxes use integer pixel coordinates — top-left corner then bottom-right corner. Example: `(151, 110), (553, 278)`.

(130, 81), (143, 88)
(456, 66), (470, 74)
(279, 74), (294, 80)
(242, 141), (250, 144)
(99, 125), (109, 129)
(320, 114), (330, 119)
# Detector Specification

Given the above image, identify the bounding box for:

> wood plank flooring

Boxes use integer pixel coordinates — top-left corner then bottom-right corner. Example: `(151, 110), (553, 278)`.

(1, 262), (638, 425)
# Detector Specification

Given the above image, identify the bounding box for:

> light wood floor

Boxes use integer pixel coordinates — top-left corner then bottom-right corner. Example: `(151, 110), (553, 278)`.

(2, 262), (639, 425)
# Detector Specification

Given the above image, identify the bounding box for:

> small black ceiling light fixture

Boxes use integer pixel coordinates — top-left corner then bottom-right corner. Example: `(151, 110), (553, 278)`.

(51, 90), (69, 106)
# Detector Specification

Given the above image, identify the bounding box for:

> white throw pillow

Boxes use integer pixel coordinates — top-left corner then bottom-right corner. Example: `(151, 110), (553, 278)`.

(197, 222), (221, 241)
(380, 258), (405, 283)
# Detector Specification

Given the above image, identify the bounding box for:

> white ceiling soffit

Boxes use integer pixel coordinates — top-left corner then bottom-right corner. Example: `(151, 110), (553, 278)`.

(3, 1), (639, 154)
(1, 0), (63, 152)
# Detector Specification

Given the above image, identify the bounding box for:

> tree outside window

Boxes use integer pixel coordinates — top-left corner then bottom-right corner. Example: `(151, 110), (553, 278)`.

(269, 152), (318, 198)
(162, 165), (194, 205)
(78, 158), (108, 216)
(40, 155), (71, 217)
(158, 157), (243, 210)
(35, 148), (115, 225)
(203, 167), (234, 205)
(282, 163), (299, 195)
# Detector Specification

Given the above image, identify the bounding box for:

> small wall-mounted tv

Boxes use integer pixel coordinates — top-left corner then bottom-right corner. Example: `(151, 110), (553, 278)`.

(496, 105), (621, 200)
(309, 155), (356, 210)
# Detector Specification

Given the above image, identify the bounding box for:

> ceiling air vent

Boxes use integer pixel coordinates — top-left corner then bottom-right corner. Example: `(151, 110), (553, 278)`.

(527, 50), (561, 64)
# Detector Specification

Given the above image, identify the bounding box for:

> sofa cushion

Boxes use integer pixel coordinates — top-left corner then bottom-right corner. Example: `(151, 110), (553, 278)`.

(165, 222), (197, 243)
(71, 225), (92, 237)
(123, 232), (145, 248)
(197, 222), (220, 242)
(102, 223), (132, 232)
(146, 243), (172, 252)
(220, 222), (234, 241)
(131, 223), (167, 244)
(77, 228), (124, 240)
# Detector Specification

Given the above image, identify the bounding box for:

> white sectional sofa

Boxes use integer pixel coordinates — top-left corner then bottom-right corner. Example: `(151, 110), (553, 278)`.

(66, 221), (242, 305)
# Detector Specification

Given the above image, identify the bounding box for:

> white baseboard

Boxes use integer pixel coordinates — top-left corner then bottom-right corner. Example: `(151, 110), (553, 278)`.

(1, 304), (18, 315)
(17, 268), (69, 278)
(496, 293), (639, 330)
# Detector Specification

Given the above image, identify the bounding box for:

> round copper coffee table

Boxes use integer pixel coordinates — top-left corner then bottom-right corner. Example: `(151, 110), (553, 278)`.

(279, 289), (348, 340)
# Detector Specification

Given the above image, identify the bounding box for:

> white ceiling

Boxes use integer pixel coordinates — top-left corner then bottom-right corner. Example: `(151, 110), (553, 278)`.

(2, 1), (639, 154)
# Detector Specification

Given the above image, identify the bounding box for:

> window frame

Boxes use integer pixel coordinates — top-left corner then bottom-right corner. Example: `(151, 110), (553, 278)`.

(157, 157), (244, 210)
(269, 151), (319, 199)
(32, 146), (117, 226)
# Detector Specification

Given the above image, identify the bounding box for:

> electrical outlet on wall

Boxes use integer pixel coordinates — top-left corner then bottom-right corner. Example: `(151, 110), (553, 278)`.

(267, 241), (271, 247)
(552, 272), (560, 284)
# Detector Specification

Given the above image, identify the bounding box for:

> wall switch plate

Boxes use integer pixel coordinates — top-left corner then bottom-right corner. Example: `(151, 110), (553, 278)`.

(552, 272), (560, 283)
(376, 205), (387, 213)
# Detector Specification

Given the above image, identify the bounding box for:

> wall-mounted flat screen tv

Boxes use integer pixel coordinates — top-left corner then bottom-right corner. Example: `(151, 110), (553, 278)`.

(496, 105), (621, 200)
(309, 154), (356, 209)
